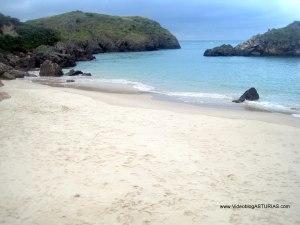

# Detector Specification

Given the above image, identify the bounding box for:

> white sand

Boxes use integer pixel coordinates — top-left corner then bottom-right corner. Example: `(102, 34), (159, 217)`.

(0, 80), (299, 225)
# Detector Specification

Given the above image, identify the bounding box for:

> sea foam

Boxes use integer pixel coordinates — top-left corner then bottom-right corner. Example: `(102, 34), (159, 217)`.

(243, 101), (299, 115)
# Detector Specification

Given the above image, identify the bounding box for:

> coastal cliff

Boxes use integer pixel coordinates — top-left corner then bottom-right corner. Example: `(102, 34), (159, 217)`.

(204, 21), (300, 57)
(26, 11), (180, 52)
(0, 11), (180, 75)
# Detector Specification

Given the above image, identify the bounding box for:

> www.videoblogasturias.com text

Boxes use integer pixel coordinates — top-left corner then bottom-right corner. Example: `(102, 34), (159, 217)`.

(220, 204), (291, 209)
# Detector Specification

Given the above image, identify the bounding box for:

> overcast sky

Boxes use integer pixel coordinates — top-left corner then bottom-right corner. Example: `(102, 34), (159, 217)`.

(1, 0), (300, 40)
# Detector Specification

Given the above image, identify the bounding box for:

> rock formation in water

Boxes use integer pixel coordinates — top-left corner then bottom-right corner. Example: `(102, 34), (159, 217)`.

(232, 87), (259, 103)
(204, 21), (300, 57)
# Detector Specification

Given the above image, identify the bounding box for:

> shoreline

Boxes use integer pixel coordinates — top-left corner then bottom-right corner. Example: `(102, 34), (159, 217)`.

(27, 65), (300, 120)
(1, 79), (299, 225)
(26, 77), (300, 128)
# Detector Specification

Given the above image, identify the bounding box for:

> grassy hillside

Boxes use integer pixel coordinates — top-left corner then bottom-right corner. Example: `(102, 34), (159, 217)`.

(26, 11), (180, 50)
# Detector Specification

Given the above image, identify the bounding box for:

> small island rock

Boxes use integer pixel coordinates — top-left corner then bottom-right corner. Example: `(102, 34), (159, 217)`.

(204, 21), (300, 57)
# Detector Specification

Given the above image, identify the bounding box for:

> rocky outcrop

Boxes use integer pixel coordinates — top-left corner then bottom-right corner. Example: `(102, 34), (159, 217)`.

(233, 87), (259, 103)
(39, 60), (63, 77)
(1, 72), (15, 80)
(81, 73), (91, 76)
(0, 62), (12, 74)
(53, 42), (96, 62)
(65, 69), (91, 76)
(0, 41), (99, 70)
(1, 70), (28, 79)
(204, 21), (300, 57)
(0, 62), (29, 79)
(65, 69), (83, 76)
(204, 44), (236, 56)
(8, 69), (29, 78)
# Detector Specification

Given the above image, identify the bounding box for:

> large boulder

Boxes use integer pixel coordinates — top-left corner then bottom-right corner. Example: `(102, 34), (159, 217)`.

(65, 69), (83, 76)
(233, 87), (259, 103)
(39, 60), (63, 77)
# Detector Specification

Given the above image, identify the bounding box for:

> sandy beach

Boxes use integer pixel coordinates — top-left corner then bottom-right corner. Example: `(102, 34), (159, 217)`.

(0, 79), (299, 225)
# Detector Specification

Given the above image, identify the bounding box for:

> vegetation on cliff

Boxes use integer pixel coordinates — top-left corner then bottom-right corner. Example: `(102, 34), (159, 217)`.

(26, 11), (180, 51)
(204, 21), (300, 57)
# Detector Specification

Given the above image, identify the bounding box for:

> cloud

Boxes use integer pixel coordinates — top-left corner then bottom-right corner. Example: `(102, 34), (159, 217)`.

(1, 0), (299, 40)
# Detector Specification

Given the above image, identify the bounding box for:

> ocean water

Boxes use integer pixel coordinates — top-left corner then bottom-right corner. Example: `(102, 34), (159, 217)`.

(72, 41), (300, 115)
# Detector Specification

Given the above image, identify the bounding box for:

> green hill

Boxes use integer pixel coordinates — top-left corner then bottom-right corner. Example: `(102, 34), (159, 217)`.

(26, 11), (180, 51)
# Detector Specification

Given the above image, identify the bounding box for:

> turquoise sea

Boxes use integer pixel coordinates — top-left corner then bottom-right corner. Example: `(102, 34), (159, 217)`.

(72, 41), (300, 116)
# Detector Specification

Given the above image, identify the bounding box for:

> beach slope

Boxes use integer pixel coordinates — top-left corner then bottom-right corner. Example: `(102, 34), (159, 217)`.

(0, 80), (299, 225)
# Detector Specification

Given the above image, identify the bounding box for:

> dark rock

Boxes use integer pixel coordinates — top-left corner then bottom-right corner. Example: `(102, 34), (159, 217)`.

(26, 73), (38, 77)
(0, 53), (9, 65)
(4, 54), (21, 67)
(1, 72), (15, 80)
(0, 63), (29, 79)
(0, 63), (15, 79)
(233, 87), (259, 103)
(65, 69), (83, 76)
(76, 54), (95, 61)
(15, 55), (37, 70)
(54, 42), (95, 62)
(85, 40), (104, 54)
(35, 53), (76, 68)
(204, 44), (236, 56)
(35, 45), (77, 68)
(81, 73), (92, 76)
(0, 80), (3, 87)
(72, 70), (83, 75)
(0, 62), (13, 75)
(66, 79), (75, 83)
(9, 69), (29, 78)
(39, 60), (63, 77)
